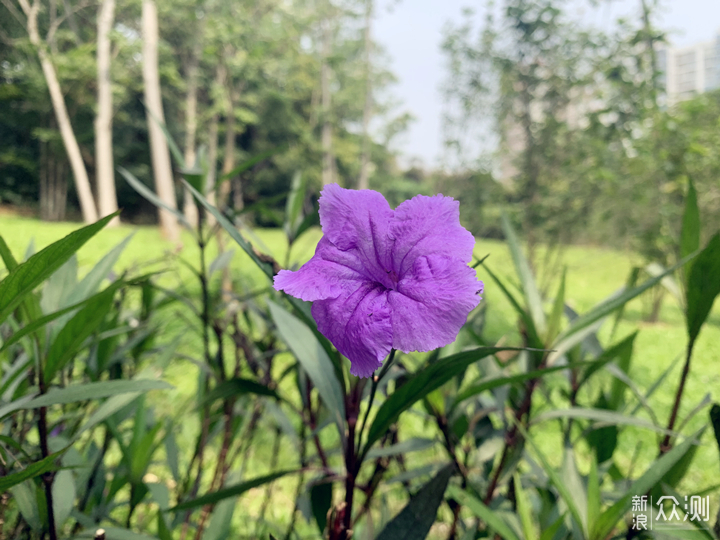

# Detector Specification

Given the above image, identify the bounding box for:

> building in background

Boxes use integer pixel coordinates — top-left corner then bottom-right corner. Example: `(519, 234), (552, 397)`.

(658, 32), (720, 105)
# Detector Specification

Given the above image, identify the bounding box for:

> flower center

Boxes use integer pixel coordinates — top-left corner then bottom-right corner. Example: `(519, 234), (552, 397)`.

(380, 269), (399, 291)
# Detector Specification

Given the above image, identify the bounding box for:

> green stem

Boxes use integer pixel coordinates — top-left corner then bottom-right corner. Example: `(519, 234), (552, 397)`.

(356, 349), (396, 455)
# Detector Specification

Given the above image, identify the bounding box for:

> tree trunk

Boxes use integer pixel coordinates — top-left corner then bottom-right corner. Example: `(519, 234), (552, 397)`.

(358, 0), (373, 190)
(182, 17), (205, 229)
(321, 15), (334, 186)
(142, 0), (180, 242)
(39, 136), (68, 222)
(18, 0), (98, 223)
(220, 76), (236, 212)
(95, 0), (119, 225)
(204, 65), (223, 227)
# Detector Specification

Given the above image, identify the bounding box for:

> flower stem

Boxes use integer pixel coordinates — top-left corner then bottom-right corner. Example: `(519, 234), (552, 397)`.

(660, 339), (695, 454)
(356, 349), (396, 456)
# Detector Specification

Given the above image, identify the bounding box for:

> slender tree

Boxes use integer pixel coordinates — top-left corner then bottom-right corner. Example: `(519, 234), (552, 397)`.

(181, 9), (205, 228)
(357, 0), (373, 190)
(16, 0), (98, 223)
(320, 6), (335, 186)
(142, 0), (180, 241)
(95, 0), (119, 225)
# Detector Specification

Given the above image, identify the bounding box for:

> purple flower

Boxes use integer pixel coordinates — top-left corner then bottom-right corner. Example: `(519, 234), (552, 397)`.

(273, 184), (483, 378)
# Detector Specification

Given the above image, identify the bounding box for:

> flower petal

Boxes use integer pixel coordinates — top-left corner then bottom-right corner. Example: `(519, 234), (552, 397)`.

(273, 237), (369, 301)
(388, 255), (482, 353)
(312, 282), (393, 378)
(389, 194), (476, 277)
(319, 183), (394, 285)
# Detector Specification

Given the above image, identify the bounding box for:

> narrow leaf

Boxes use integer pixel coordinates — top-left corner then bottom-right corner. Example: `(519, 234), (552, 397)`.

(268, 300), (345, 440)
(686, 233), (720, 345)
(0, 213), (118, 324)
(680, 178), (700, 282)
(447, 485), (522, 540)
(591, 429), (704, 540)
(119, 167), (192, 230)
(169, 470), (296, 511)
(501, 211), (546, 336)
(376, 463), (455, 540)
(0, 451), (64, 493)
(201, 378), (279, 407)
(217, 147), (283, 183)
(183, 180), (274, 278)
(452, 361), (584, 408)
(554, 253), (697, 347)
(44, 283), (120, 383)
(364, 347), (519, 459)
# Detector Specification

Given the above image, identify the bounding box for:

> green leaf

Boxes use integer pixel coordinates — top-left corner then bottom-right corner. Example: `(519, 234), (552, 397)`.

(208, 249), (235, 278)
(52, 469), (75, 528)
(119, 167), (192, 230)
(513, 473), (535, 540)
(66, 234), (133, 307)
(310, 479), (333, 534)
(157, 510), (173, 540)
(501, 211), (546, 337)
(0, 284), (132, 355)
(169, 470), (297, 511)
(576, 332), (636, 395)
(201, 378), (279, 408)
(553, 253), (697, 347)
(680, 178), (700, 283)
(203, 497), (237, 540)
(10, 481), (41, 531)
(0, 213), (117, 325)
(532, 408), (677, 437)
(447, 485), (522, 540)
(367, 438), (437, 459)
(546, 268), (566, 345)
(587, 454), (600, 535)
(0, 235), (19, 272)
(268, 300), (345, 440)
(591, 428), (704, 540)
(364, 347), (518, 460)
(183, 180), (274, 278)
(561, 446), (588, 536)
(710, 404), (720, 463)
(0, 451), (64, 493)
(686, 233), (720, 346)
(376, 463), (455, 540)
(284, 172), (307, 242)
(516, 423), (585, 536)
(76, 392), (143, 438)
(43, 283), (121, 383)
(481, 264), (541, 348)
(539, 514), (565, 540)
(217, 147), (284, 183)
(0, 379), (170, 419)
(452, 361), (583, 408)
(610, 267), (639, 339)
(144, 105), (186, 168)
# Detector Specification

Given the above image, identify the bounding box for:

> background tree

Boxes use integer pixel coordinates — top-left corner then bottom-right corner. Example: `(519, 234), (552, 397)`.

(95, 0), (119, 225)
(142, 0), (180, 241)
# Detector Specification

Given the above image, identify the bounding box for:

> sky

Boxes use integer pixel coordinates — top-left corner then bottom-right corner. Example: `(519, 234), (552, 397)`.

(373, 0), (720, 168)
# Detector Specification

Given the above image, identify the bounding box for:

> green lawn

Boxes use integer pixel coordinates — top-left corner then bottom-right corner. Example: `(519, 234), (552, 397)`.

(2, 213), (718, 538)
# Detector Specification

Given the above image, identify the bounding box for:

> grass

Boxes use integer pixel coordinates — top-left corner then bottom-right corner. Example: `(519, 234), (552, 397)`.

(1, 212), (718, 537)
